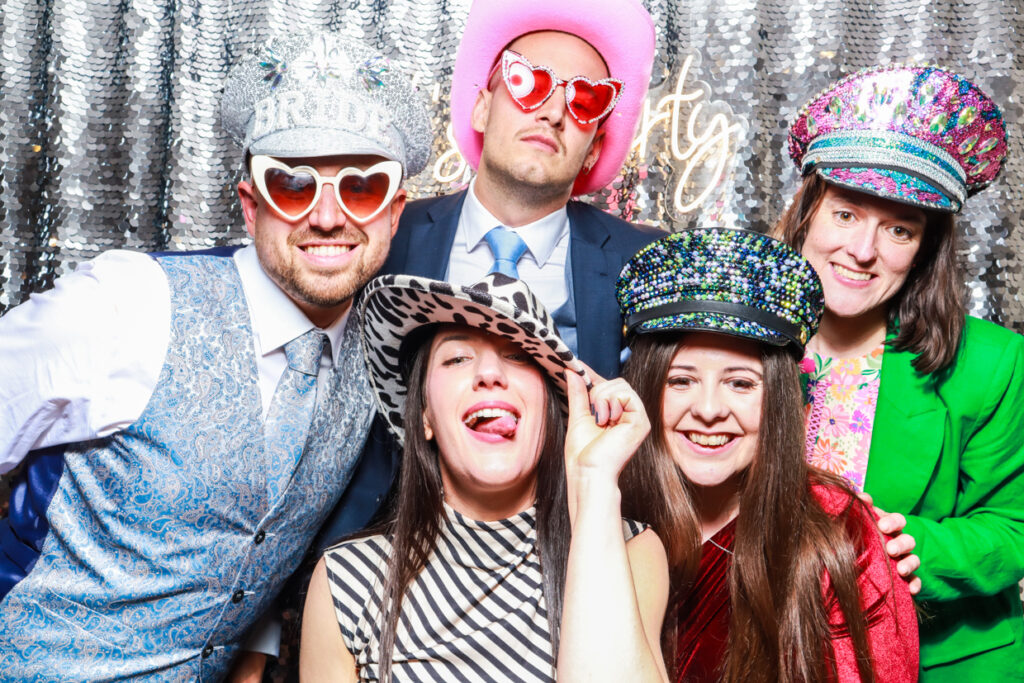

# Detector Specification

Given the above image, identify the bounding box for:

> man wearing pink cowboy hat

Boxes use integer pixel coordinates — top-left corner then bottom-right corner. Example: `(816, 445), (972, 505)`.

(312, 0), (660, 585)
(379, 0), (663, 380)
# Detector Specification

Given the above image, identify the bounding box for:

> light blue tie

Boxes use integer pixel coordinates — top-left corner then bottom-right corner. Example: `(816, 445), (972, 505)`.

(484, 226), (528, 279)
(264, 330), (327, 501)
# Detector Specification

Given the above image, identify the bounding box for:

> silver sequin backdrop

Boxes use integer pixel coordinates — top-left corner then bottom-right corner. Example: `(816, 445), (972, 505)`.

(1, 0), (1022, 327)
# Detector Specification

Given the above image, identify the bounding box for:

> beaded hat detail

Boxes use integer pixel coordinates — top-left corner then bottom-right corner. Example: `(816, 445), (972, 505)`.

(222, 32), (432, 175)
(789, 65), (1008, 213)
(617, 228), (824, 353)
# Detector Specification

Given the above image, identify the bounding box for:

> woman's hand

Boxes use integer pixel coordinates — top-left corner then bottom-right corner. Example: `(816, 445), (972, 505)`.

(564, 370), (650, 478)
(859, 491), (922, 595)
(558, 371), (670, 683)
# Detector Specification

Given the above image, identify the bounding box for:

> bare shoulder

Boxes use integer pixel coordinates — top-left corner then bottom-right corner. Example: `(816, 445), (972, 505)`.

(300, 557), (359, 682)
(304, 557), (336, 625)
(625, 527), (670, 584)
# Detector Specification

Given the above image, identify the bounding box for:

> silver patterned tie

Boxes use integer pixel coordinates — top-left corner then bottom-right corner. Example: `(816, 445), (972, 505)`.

(264, 330), (327, 501)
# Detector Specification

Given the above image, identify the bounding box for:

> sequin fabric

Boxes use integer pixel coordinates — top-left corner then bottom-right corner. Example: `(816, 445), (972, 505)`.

(822, 167), (948, 208)
(1, 2), (1024, 675)
(1, 1), (1021, 329)
(617, 228), (824, 349)
(788, 65), (1008, 212)
(0, 255), (375, 681)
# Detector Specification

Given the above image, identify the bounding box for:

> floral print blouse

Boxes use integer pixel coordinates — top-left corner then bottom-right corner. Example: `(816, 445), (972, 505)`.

(800, 344), (885, 491)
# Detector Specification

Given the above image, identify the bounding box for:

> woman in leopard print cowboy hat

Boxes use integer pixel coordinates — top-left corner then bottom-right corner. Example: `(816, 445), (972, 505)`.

(300, 272), (670, 682)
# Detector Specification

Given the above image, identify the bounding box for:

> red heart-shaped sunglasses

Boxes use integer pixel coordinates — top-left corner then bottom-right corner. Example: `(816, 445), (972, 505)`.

(491, 50), (624, 126)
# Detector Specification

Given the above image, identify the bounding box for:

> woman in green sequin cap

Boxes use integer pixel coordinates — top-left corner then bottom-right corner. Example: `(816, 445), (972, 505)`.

(778, 65), (1023, 681)
(616, 228), (918, 683)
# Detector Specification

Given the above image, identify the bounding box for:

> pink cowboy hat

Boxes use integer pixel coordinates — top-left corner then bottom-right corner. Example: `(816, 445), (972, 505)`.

(451, 0), (655, 196)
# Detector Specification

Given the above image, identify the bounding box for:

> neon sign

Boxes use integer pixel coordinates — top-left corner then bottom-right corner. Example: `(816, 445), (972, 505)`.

(635, 53), (745, 215)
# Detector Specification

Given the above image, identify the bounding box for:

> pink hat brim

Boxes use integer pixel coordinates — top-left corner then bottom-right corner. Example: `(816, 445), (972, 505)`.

(451, 0), (655, 196)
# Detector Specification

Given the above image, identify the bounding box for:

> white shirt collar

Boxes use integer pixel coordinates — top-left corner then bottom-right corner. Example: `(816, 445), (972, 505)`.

(463, 179), (569, 267)
(234, 244), (349, 366)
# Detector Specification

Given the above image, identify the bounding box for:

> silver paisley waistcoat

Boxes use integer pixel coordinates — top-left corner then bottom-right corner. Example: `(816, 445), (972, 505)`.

(0, 254), (375, 681)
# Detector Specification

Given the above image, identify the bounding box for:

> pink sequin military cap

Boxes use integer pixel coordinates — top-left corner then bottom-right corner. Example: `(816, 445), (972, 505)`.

(789, 65), (1008, 213)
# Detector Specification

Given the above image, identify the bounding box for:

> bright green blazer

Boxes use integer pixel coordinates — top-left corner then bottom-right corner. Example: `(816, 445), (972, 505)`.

(866, 316), (1024, 680)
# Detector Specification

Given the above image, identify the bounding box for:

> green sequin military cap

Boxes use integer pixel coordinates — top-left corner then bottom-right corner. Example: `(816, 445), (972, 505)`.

(617, 228), (824, 354)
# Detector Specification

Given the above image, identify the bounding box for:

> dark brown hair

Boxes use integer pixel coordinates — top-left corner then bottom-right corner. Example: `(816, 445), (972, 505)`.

(620, 332), (884, 683)
(773, 174), (965, 373)
(375, 326), (570, 682)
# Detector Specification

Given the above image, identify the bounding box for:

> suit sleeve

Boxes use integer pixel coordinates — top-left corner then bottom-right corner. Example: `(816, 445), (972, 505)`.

(826, 503), (919, 682)
(0, 251), (169, 473)
(902, 327), (1024, 602)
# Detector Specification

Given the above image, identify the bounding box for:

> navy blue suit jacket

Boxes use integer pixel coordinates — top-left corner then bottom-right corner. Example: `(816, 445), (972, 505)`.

(380, 190), (663, 379)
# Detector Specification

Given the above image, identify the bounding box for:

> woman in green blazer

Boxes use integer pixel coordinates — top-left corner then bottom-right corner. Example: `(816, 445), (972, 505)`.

(777, 65), (1023, 681)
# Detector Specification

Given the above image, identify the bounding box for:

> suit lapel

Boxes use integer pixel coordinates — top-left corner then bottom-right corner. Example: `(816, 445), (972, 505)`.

(402, 191), (466, 279)
(567, 203), (617, 377)
(865, 344), (947, 512)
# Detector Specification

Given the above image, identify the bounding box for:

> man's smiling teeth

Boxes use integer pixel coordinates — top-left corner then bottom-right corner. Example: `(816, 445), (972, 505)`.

(833, 263), (871, 281)
(464, 408), (519, 428)
(303, 245), (352, 256)
(686, 432), (732, 447)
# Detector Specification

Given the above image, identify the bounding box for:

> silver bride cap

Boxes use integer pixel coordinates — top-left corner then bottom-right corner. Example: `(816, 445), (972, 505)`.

(221, 31), (432, 175)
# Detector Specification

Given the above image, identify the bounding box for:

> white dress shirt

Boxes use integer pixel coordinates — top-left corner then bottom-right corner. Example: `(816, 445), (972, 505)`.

(447, 179), (571, 314)
(0, 244), (348, 474)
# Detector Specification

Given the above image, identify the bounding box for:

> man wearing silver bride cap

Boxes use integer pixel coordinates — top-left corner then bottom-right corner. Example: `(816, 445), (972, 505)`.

(0, 30), (429, 681)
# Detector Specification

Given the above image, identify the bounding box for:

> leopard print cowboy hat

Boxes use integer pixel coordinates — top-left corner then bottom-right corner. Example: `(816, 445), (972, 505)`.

(358, 272), (590, 443)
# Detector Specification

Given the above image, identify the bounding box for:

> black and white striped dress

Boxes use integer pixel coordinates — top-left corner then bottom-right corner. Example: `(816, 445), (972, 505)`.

(324, 503), (646, 682)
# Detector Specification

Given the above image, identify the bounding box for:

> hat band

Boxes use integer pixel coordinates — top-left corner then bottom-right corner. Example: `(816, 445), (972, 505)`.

(802, 130), (967, 204)
(626, 299), (806, 348)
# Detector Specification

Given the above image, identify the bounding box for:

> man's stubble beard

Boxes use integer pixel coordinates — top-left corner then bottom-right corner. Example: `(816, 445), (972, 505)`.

(258, 226), (390, 312)
(479, 151), (582, 209)
(276, 257), (375, 309)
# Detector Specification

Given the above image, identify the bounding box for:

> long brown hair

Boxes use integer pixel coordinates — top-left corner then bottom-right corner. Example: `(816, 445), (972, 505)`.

(773, 174), (965, 374)
(621, 332), (882, 683)
(375, 326), (570, 682)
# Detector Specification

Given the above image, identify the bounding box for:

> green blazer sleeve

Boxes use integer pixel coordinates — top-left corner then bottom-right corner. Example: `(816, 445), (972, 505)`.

(867, 316), (1024, 602)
